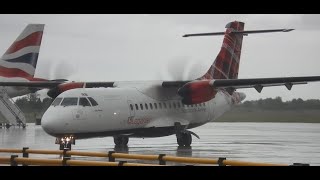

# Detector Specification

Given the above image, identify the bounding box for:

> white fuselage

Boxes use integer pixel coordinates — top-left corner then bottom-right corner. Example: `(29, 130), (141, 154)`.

(41, 81), (245, 139)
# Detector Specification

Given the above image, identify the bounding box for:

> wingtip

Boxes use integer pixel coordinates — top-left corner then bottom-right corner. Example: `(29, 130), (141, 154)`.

(283, 29), (295, 32)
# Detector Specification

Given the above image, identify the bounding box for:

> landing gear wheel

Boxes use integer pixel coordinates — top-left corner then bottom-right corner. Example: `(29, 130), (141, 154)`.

(113, 136), (129, 146)
(5, 124), (11, 129)
(59, 142), (72, 150)
(22, 124), (26, 129)
(176, 133), (192, 147)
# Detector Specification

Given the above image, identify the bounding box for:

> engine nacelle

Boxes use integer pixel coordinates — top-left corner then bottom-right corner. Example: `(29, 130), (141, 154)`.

(47, 82), (85, 98)
(47, 81), (114, 98)
(178, 80), (217, 105)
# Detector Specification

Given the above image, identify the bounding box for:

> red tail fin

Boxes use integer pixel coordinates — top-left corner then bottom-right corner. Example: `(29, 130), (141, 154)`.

(199, 21), (245, 80)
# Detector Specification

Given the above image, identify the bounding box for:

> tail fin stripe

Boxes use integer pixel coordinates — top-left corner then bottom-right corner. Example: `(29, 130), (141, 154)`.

(0, 60), (35, 76)
(224, 35), (235, 44)
(212, 65), (228, 79)
(5, 31), (43, 55)
(0, 66), (34, 80)
(2, 46), (40, 60)
(4, 53), (38, 68)
(222, 43), (239, 63)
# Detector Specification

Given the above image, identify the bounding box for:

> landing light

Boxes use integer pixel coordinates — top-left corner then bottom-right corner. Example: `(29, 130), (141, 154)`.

(60, 136), (74, 144)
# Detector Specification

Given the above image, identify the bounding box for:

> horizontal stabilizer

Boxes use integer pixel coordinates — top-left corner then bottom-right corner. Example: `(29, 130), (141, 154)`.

(183, 29), (294, 37)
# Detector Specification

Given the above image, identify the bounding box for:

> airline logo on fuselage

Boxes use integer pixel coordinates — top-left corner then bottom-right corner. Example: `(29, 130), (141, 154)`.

(127, 116), (151, 125)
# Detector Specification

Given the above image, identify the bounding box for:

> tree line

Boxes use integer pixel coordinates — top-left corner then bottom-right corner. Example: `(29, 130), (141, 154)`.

(14, 94), (53, 116)
(241, 97), (320, 110)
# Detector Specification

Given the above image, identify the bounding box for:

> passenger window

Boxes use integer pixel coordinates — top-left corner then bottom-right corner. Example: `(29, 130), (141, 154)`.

(88, 97), (98, 106)
(150, 103), (153, 110)
(140, 104), (143, 110)
(145, 103), (148, 110)
(163, 103), (167, 109)
(168, 102), (172, 109)
(51, 98), (63, 106)
(135, 104), (139, 110)
(79, 97), (91, 107)
(61, 97), (78, 107)
(173, 102), (176, 109)
(130, 104), (134, 111)
(159, 103), (162, 109)
(154, 103), (157, 109)
(177, 102), (181, 108)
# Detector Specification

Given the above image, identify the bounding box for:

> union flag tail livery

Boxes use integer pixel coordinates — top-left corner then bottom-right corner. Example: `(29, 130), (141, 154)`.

(0, 24), (44, 81)
(199, 21), (244, 80)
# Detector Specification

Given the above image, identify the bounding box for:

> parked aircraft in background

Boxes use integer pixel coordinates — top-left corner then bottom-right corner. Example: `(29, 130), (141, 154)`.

(0, 24), (46, 128)
(1, 21), (320, 149)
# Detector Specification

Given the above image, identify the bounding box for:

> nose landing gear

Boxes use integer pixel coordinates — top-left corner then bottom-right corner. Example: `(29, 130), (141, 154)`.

(113, 136), (129, 146)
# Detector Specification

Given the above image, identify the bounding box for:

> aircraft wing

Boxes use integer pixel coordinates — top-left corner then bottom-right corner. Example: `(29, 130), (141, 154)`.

(1, 76), (320, 98)
(0, 81), (115, 98)
(0, 81), (63, 88)
(0, 81), (115, 88)
(162, 76), (320, 93)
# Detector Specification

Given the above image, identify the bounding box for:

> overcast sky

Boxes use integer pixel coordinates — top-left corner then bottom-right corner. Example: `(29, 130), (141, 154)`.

(1, 14), (320, 101)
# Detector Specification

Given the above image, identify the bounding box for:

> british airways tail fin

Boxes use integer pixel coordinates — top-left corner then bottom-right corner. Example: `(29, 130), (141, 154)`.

(0, 24), (44, 80)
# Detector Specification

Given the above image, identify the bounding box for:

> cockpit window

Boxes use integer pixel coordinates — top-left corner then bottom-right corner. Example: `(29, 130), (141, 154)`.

(61, 97), (78, 107)
(51, 98), (63, 106)
(88, 97), (98, 106)
(79, 97), (91, 107)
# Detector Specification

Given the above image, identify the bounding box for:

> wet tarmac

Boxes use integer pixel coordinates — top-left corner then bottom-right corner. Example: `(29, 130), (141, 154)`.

(1, 122), (319, 165)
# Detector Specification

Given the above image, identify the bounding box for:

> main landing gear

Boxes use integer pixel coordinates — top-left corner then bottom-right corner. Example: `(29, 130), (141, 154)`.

(113, 136), (129, 146)
(56, 136), (75, 150)
(176, 132), (192, 147)
(174, 122), (200, 147)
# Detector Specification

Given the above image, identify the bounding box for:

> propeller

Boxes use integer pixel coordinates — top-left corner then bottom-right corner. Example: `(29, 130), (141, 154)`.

(34, 60), (79, 100)
(162, 57), (209, 81)
(49, 61), (78, 80)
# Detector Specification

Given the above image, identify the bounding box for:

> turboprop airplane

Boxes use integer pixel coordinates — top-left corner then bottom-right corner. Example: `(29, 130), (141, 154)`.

(1, 21), (320, 149)
(0, 24), (46, 128)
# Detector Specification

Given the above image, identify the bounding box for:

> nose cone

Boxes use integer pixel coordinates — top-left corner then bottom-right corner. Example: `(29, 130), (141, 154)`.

(41, 107), (68, 137)
(41, 110), (57, 136)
